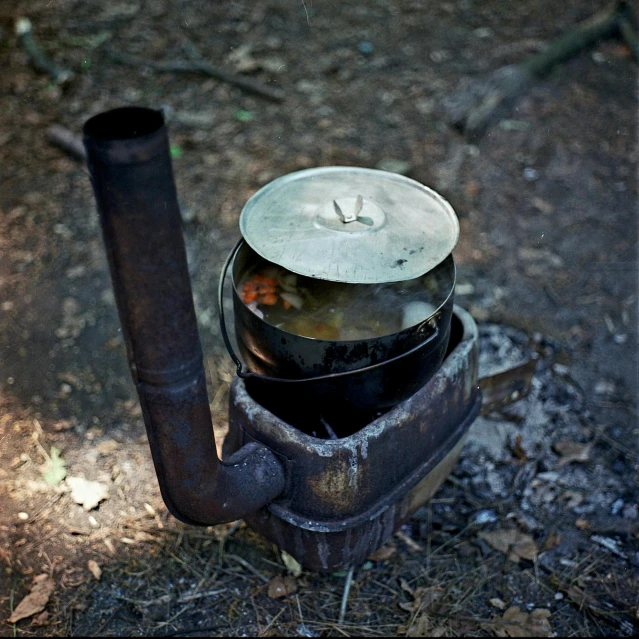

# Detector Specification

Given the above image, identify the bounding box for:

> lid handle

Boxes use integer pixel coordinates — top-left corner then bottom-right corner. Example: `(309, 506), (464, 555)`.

(333, 194), (373, 226)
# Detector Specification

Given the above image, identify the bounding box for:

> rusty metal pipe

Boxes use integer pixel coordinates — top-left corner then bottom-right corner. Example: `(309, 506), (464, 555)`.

(83, 107), (285, 525)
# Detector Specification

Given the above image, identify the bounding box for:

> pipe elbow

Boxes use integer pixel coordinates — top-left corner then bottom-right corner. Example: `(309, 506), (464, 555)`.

(140, 374), (285, 526)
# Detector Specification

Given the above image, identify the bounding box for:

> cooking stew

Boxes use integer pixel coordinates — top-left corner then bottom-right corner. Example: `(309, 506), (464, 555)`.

(238, 256), (453, 341)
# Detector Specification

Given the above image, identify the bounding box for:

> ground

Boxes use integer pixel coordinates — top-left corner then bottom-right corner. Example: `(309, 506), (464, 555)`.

(0, 0), (637, 636)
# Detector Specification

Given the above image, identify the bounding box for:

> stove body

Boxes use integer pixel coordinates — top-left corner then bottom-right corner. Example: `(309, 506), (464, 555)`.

(225, 307), (481, 571)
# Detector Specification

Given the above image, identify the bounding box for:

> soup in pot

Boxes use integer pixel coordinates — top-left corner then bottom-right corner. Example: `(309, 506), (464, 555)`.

(237, 257), (454, 341)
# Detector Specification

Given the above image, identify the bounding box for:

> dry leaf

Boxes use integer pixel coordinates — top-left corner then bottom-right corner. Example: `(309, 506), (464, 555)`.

(87, 560), (102, 581)
(267, 575), (297, 599)
(31, 611), (49, 626)
(541, 530), (562, 552)
(553, 440), (593, 467)
(490, 598), (507, 610)
(559, 490), (584, 509)
(66, 476), (109, 510)
(369, 544), (397, 562)
(8, 574), (55, 623)
(485, 606), (552, 637)
(479, 528), (538, 562)
(407, 613), (431, 637)
(575, 518), (591, 530)
(512, 435), (528, 462)
(280, 550), (302, 577)
(399, 586), (442, 613)
(97, 439), (120, 456)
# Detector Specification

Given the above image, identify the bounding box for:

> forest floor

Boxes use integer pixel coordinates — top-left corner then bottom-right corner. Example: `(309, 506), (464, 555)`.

(0, 0), (637, 636)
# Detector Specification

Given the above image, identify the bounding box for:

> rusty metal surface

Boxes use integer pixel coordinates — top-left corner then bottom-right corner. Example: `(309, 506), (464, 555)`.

(84, 107), (285, 525)
(479, 356), (539, 414)
(243, 407), (477, 571)
(230, 306), (481, 570)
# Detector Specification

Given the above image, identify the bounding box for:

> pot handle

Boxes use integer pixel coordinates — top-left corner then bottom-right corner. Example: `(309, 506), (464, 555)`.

(217, 238), (247, 377)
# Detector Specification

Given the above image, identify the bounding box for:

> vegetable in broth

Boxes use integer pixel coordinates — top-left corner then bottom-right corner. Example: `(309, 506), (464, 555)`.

(239, 260), (452, 341)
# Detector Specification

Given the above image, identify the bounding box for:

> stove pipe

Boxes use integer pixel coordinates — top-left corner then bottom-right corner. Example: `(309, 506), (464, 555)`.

(83, 107), (285, 525)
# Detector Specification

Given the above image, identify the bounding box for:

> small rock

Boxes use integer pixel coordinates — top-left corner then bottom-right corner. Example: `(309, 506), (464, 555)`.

(472, 509), (498, 525)
(554, 592), (564, 601)
(594, 380), (615, 395)
(610, 498), (624, 516)
(523, 167), (539, 181)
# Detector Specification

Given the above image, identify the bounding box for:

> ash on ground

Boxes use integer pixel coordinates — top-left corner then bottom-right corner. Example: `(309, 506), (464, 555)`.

(425, 322), (639, 635)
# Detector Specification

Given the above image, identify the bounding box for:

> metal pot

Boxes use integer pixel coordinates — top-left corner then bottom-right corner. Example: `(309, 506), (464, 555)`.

(217, 166), (461, 429)
(218, 241), (456, 432)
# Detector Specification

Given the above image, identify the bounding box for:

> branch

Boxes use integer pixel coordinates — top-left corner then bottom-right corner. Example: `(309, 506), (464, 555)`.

(15, 17), (74, 85)
(46, 125), (86, 162)
(106, 49), (285, 103)
(442, 0), (637, 138)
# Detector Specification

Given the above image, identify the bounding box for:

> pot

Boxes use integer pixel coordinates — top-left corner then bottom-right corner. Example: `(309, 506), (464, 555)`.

(218, 241), (455, 432)
(217, 166), (461, 429)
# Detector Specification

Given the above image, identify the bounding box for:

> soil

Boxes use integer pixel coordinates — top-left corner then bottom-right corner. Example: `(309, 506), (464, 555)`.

(0, 0), (637, 636)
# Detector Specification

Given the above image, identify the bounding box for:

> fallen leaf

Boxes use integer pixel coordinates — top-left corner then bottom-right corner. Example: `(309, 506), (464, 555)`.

(97, 439), (120, 456)
(541, 530), (562, 552)
(484, 606), (552, 637)
(559, 490), (584, 509)
(280, 550), (302, 577)
(553, 440), (593, 467)
(66, 476), (109, 510)
(8, 574), (55, 623)
(41, 447), (66, 486)
(31, 611), (49, 626)
(490, 598), (507, 610)
(406, 613), (431, 637)
(87, 560), (102, 581)
(267, 575), (297, 599)
(575, 518), (591, 530)
(512, 435), (528, 462)
(369, 544), (397, 562)
(399, 586), (442, 613)
(479, 528), (538, 563)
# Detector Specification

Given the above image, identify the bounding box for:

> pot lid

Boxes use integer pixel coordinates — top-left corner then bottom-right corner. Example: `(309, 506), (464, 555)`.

(239, 166), (459, 284)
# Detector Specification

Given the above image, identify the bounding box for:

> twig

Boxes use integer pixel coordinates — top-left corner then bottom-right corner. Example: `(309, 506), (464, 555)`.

(443, 0), (636, 137)
(46, 125), (87, 162)
(338, 566), (355, 625)
(117, 588), (226, 608)
(223, 553), (269, 583)
(395, 529), (425, 553)
(105, 49), (285, 103)
(261, 607), (285, 635)
(15, 18), (74, 85)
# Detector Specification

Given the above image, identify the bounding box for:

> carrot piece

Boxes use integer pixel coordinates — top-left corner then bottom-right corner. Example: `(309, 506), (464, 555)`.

(260, 293), (278, 305)
(282, 299), (292, 310)
(242, 291), (258, 303)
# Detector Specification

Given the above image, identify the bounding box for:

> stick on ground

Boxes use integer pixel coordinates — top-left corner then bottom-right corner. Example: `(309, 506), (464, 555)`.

(15, 18), (74, 85)
(106, 49), (285, 103)
(442, 0), (637, 138)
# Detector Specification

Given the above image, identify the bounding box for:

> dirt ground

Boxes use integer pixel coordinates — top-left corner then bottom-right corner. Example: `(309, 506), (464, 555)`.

(0, 0), (637, 636)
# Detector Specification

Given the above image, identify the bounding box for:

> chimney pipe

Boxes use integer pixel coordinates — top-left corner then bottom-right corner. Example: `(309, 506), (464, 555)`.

(83, 107), (285, 525)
